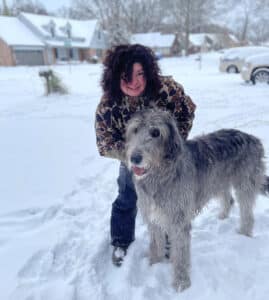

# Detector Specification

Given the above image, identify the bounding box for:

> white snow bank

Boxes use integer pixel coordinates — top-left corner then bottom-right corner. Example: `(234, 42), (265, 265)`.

(0, 53), (269, 300)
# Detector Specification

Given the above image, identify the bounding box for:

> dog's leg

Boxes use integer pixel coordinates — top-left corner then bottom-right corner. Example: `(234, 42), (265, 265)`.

(148, 223), (166, 264)
(235, 188), (255, 237)
(218, 191), (234, 220)
(165, 233), (171, 259)
(170, 223), (191, 292)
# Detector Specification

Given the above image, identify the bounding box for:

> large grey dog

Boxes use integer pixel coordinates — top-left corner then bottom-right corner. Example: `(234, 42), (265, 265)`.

(125, 109), (268, 292)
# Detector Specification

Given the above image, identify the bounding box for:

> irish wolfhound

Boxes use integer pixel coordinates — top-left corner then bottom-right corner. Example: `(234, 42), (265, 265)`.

(125, 109), (268, 292)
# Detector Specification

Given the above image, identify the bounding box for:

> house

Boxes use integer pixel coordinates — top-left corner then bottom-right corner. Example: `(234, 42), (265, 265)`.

(188, 33), (215, 54)
(0, 13), (108, 66)
(19, 13), (108, 64)
(0, 16), (45, 66)
(130, 31), (239, 56)
(188, 33), (240, 54)
(210, 33), (240, 50)
(131, 32), (181, 56)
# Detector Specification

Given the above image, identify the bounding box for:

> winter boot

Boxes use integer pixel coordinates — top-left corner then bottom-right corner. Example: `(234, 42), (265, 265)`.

(112, 246), (127, 266)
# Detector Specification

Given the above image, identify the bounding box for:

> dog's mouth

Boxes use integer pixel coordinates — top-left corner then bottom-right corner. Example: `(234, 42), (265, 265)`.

(132, 165), (147, 177)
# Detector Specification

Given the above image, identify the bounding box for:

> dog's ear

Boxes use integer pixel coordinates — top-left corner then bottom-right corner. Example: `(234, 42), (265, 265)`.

(164, 121), (182, 160)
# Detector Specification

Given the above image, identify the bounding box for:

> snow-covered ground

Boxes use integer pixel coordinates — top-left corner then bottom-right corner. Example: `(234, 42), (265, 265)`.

(0, 53), (269, 300)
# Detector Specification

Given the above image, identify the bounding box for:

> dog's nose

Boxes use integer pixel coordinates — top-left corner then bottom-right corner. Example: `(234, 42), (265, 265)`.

(130, 152), (143, 164)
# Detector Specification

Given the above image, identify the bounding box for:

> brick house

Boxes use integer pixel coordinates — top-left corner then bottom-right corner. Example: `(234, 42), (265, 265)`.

(19, 13), (108, 65)
(0, 13), (108, 66)
(0, 16), (45, 66)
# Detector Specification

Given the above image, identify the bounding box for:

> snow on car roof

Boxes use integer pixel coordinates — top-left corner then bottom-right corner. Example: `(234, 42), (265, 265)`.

(245, 52), (269, 64)
(222, 46), (269, 60)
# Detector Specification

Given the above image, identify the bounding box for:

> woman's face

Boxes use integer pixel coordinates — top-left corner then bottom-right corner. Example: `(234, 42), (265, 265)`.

(120, 63), (147, 97)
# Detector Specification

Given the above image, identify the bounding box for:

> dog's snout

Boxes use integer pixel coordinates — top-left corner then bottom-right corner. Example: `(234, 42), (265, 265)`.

(130, 152), (143, 164)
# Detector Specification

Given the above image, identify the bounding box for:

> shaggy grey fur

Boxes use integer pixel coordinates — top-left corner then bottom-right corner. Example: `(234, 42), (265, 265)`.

(125, 109), (267, 292)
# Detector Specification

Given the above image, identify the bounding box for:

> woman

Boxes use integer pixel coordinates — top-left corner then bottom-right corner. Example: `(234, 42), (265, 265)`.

(95, 44), (196, 266)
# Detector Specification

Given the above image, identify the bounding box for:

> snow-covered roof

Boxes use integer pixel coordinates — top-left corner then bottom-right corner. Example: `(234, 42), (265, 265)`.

(131, 32), (175, 48)
(228, 34), (239, 43)
(189, 33), (239, 47)
(189, 34), (207, 46)
(189, 33), (215, 46)
(20, 13), (98, 48)
(0, 16), (44, 47)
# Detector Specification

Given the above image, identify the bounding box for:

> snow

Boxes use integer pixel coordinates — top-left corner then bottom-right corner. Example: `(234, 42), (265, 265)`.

(221, 46), (269, 60)
(0, 52), (269, 300)
(0, 16), (44, 47)
(245, 53), (269, 64)
(20, 13), (98, 47)
(131, 32), (175, 48)
(189, 33), (208, 46)
(188, 33), (238, 47)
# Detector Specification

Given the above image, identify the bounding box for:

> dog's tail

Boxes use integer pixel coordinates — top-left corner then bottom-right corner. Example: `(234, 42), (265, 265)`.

(261, 176), (269, 196)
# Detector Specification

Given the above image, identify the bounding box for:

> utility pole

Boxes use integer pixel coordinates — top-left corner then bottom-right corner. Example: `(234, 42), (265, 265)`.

(184, 0), (191, 56)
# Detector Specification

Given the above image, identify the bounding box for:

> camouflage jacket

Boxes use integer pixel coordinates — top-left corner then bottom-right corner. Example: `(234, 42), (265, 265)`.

(95, 76), (196, 161)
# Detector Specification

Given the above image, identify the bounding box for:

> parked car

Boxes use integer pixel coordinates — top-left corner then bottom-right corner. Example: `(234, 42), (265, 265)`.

(241, 53), (269, 84)
(219, 46), (269, 73)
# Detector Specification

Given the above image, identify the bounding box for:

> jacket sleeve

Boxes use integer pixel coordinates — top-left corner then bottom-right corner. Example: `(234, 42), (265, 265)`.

(166, 80), (196, 139)
(95, 99), (125, 161)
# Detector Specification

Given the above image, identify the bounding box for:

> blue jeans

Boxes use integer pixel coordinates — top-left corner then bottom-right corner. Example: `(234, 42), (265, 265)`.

(111, 163), (137, 248)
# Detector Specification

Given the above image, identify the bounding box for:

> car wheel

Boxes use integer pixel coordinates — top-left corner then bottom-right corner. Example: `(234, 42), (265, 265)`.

(253, 70), (269, 84)
(226, 65), (238, 73)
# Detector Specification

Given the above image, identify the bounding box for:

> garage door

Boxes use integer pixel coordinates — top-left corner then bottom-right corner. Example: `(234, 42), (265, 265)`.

(15, 50), (44, 66)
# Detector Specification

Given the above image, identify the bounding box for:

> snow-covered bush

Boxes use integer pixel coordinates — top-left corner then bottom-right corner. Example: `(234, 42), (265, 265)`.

(39, 69), (68, 95)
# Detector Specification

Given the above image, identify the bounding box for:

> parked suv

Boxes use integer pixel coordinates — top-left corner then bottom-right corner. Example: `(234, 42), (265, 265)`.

(241, 53), (269, 84)
(219, 46), (269, 73)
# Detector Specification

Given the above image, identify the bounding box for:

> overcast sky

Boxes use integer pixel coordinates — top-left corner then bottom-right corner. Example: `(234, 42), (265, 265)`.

(6, 0), (72, 12)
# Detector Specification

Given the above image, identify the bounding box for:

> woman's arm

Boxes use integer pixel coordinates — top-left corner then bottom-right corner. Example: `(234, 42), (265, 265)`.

(95, 99), (126, 161)
(164, 78), (196, 139)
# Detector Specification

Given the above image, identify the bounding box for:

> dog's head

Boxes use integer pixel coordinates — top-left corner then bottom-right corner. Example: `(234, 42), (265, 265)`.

(125, 109), (183, 179)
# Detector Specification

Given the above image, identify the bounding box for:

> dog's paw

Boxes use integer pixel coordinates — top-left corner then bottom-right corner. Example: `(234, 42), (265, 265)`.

(236, 228), (253, 237)
(172, 277), (191, 292)
(218, 212), (229, 220)
(149, 254), (163, 265)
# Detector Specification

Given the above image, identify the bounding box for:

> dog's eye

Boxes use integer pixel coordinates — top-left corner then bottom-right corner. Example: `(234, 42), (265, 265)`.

(133, 127), (138, 134)
(150, 128), (160, 138)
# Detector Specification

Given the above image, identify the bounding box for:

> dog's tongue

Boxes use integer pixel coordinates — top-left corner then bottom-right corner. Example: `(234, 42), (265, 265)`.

(132, 166), (146, 176)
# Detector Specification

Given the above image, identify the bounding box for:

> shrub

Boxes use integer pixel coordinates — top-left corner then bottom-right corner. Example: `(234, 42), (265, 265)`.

(39, 70), (68, 95)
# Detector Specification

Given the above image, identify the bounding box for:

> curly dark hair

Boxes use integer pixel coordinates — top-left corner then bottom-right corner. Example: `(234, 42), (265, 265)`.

(101, 44), (162, 104)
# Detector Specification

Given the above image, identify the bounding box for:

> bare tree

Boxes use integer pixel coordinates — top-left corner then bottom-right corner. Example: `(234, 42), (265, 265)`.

(238, 0), (259, 42)
(69, 0), (131, 46)
(253, 0), (269, 43)
(70, 0), (166, 33)
(105, 0), (130, 46)
(56, 0), (269, 47)
(214, 0), (269, 44)
(64, 0), (96, 19)
(122, 0), (165, 33)
(1, 0), (11, 15)
(11, 0), (48, 16)
(166, 0), (215, 55)
(249, 17), (269, 44)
